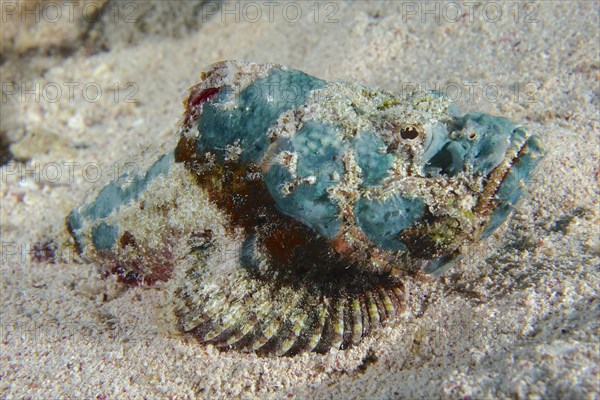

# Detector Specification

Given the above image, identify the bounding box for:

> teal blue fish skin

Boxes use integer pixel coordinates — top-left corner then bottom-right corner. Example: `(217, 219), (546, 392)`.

(198, 69), (325, 163)
(264, 121), (345, 239)
(68, 152), (174, 252)
(354, 195), (426, 252)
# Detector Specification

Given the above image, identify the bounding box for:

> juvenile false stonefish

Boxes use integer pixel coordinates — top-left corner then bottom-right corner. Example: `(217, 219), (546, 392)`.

(66, 61), (544, 356)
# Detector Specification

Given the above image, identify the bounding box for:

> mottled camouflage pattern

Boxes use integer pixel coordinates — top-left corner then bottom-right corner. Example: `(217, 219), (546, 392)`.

(67, 61), (544, 355)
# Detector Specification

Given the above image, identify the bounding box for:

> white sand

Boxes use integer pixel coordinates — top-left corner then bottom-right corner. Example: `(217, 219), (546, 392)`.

(1, 1), (598, 398)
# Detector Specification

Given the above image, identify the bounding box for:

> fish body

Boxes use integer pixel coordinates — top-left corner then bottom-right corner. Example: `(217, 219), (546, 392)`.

(67, 61), (544, 355)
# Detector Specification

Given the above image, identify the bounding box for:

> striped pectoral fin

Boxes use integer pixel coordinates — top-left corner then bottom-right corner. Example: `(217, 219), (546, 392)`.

(349, 297), (364, 346)
(226, 295), (287, 351)
(378, 288), (396, 318)
(365, 291), (381, 330)
(177, 293), (210, 333)
(252, 290), (305, 355)
(305, 303), (329, 352)
(202, 303), (247, 343)
(175, 213), (408, 355)
(273, 307), (313, 356)
(179, 277), (406, 355)
(313, 298), (344, 353)
(329, 298), (346, 351)
(250, 315), (281, 352)
(223, 314), (259, 347)
(181, 289), (230, 337)
(220, 287), (280, 350)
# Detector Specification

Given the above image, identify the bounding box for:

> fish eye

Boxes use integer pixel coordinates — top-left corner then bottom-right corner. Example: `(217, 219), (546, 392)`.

(400, 126), (419, 140)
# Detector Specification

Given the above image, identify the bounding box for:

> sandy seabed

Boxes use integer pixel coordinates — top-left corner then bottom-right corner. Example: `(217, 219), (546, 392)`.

(1, 1), (598, 398)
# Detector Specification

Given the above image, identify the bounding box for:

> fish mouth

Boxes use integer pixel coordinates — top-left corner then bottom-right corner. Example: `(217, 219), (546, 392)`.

(419, 110), (545, 241)
(477, 128), (545, 238)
